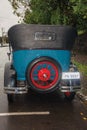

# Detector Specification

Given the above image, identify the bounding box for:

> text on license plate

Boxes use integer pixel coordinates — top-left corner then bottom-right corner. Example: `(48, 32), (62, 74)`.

(62, 72), (80, 79)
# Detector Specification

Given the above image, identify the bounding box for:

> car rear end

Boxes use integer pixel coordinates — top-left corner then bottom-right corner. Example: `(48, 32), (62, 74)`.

(4, 24), (81, 101)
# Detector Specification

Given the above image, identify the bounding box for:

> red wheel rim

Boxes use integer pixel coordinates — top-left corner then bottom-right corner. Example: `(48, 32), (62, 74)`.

(30, 61), (59, 90)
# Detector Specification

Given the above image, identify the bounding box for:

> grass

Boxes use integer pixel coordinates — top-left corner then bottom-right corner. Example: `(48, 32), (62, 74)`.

(74, 61), (87, 77)
(78, 30), (87, 35)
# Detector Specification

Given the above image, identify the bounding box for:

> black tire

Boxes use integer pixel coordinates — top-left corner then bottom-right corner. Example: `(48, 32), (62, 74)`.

(7, 94), (14, 103)
(26, 57), (61, 93)
(4, 62), (16, 103)
(55, 90), (76, 101)
(4, 62), (15, 87)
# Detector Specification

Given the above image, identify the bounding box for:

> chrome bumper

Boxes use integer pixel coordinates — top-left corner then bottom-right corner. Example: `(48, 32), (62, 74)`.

(60, 71), (81, 92)
(59, 85), (81, 92)
(4, 71), (81, 94)
(4, 86), (28, 94)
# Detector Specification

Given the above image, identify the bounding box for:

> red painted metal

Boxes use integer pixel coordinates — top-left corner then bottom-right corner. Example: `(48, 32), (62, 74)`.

(65, 92), (71, 97)
(30, 61), (59, 90)
(38, 68), (51, 81)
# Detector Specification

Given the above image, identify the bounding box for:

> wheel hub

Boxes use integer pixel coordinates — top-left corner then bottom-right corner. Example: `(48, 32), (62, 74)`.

(38, 68), (51, 81)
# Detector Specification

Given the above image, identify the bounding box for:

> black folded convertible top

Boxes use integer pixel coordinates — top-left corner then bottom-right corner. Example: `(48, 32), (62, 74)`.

(8, 24), (77, 51)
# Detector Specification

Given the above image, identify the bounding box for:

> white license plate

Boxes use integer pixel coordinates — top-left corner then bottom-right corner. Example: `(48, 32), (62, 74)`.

(62, 72), (80, 79)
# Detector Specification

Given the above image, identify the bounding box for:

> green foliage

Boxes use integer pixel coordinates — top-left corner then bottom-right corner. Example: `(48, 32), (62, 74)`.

(74, 61), (87, 76)
(73, 0), (87, 30)
(8, 0), (87, 30)
(24, 0), (52, 24)
(24, 0), (77, 26)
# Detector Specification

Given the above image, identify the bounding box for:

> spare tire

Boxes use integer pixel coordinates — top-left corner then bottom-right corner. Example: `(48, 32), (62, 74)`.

(26, 57), (61, 93)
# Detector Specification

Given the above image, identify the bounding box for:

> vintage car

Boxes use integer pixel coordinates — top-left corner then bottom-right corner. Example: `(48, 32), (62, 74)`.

(4, 24), (81, 102)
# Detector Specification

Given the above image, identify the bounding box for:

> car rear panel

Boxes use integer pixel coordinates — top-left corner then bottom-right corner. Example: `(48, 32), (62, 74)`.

(13, 50), (71, 80)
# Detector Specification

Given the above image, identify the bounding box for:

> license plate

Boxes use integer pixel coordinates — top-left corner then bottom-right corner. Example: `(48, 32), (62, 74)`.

(62, 72), (80, 79)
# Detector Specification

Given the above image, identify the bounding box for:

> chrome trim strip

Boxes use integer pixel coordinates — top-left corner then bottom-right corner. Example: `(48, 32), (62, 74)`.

(4, 87), (28, 94)
(59, 86), (81, 92)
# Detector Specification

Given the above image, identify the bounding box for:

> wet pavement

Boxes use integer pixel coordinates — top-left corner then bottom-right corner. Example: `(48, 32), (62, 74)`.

(0, 47), (87, 130)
